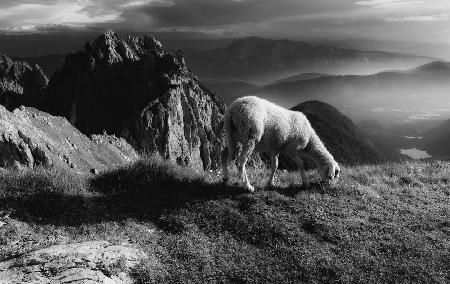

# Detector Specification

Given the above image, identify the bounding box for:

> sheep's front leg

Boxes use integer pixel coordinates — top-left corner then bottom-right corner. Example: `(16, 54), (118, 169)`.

(268, 154), (279, 187)
(293, 155), (308, 187)
(238, 140), (255, 193)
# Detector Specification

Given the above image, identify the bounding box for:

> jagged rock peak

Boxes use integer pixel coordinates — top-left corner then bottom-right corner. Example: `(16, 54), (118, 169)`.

(84, 30), (172, 65)
(0, 54), (48, 110)
(42, 30), (225, 170)
(0, 54), (48, 85)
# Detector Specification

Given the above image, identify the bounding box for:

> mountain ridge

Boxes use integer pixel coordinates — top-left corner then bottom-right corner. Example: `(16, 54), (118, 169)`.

(40, 30), (225, 170)
(0, 54), (48, 110)
(246, 61), (450, 120)
(183, 36), (436, 81)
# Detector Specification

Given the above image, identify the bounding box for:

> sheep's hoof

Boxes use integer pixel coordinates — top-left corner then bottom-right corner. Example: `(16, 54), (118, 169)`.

(222, 177), (232, 187)
(244, 184), (255, 193)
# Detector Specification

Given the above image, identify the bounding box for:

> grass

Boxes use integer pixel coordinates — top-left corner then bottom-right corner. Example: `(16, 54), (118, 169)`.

(0, 155), (449, 283)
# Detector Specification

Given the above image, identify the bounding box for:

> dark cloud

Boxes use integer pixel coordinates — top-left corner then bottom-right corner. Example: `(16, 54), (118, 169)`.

(0, 0), (448, 52)
(120, 0), (353, 28)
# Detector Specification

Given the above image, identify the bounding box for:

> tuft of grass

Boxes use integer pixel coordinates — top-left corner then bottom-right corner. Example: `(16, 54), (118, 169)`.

(0, 158), (449, 283)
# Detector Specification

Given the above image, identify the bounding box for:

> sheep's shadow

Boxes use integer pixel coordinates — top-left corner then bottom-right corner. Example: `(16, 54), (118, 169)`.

(0, 160), (245, 229)
(269, 182), (337, 197)
(0, 159), (335, 231)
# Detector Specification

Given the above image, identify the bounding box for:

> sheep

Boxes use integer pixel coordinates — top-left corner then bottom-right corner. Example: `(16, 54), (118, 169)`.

(221, 96), (340, 192)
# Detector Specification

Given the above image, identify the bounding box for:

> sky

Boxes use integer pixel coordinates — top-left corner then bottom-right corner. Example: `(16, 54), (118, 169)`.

(0, 0), (449, 56)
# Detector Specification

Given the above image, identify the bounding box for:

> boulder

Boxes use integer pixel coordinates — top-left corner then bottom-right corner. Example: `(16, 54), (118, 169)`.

(0, 105), (138, 173)
(0, 241), (149, 284)
(41, 30), (225, 170)
(0, 54), (48, 110)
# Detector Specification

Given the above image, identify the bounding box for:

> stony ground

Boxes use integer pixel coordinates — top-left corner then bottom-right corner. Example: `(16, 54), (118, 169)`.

(0, 156), (449, 283)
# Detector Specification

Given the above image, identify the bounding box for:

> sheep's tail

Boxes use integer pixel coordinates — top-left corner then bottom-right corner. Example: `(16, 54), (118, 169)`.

(223, 110), (236, 157)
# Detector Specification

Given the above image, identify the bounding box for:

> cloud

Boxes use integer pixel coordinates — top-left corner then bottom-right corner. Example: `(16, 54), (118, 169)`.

(117, 0), (353, 30)
(0, 0), (166, 33)
(0, 0), (449, 46)
(0, 1), (120, 33)
(386, 13), (449, 22)
(354, 0), (422, 8)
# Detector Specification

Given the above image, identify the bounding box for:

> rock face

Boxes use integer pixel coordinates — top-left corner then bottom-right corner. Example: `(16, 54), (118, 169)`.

(0, 54), (48, 110)
(0, 241), (148, 284)
(0, 105), (138, 173)
(42, 30), (225, 170)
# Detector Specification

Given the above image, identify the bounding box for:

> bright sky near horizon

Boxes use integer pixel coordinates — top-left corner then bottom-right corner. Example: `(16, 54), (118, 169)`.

(0, 0), (449, 43)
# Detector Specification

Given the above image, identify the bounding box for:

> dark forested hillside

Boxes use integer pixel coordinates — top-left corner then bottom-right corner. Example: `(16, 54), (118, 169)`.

(421, 119), (450, 157)
(291, 100), (383, 165)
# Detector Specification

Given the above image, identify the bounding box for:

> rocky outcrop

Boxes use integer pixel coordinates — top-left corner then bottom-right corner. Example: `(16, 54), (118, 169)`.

(0, 54), (48, 110)
(42, 30), (225, 170)
(0, 241), (149, 283)
(0, 105), (138, 174)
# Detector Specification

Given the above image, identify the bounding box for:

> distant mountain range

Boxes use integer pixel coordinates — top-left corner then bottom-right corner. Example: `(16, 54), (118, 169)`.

(183, 37), (435, 81)
(201, 80), (261, 105)
(272, 73), (330, 84)
(246, 61), (450, 121)
(21, 54), (66, 77)
(20, 36), (437, 84)
(325, 38), (450, 62)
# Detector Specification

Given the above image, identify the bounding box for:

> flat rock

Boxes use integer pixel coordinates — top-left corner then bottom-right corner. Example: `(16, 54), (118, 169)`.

(0, 241), (149, 284)
(0, 105), (138, 174)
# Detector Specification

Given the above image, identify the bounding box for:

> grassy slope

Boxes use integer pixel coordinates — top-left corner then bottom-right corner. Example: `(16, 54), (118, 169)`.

(0, 156), (449, 283)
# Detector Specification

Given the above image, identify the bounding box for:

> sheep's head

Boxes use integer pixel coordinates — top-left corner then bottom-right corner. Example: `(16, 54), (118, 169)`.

(319, 160), (340, 183)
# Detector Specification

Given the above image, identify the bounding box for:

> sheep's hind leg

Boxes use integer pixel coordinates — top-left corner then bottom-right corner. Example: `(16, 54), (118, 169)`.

(221, 147), (232, 186)
(293, 155), (309, 187)
(238, 140), (255, 193)
(268, 154), (279, 187)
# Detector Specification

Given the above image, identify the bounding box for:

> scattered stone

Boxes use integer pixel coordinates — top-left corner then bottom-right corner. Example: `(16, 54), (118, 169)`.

(91, 168), (99, 175)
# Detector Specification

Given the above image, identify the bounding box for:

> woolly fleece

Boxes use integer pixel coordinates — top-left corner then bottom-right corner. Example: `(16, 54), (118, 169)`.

(222, 96), (340, 191)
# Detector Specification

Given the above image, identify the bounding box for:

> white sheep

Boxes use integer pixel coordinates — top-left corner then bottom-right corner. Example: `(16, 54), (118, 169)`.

(222, 96), (340, 192)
